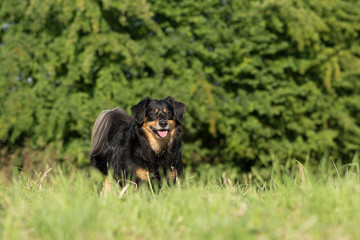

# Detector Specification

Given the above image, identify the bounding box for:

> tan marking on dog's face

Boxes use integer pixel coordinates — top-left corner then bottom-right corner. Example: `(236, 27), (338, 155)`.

(142, 120), (166, 153)
(136, 168), (149, 181)
(154, 109), (159, 113)
(163, 108), (167, 113)
(142, 119), (176, 153)
(167, 120), (177, 145)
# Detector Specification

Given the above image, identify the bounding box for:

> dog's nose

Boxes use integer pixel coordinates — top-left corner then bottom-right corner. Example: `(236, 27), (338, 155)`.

(159, 120), (168, 128)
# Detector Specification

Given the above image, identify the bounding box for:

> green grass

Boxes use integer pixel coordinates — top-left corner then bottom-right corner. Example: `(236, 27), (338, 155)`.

(1, 158), (360, 240)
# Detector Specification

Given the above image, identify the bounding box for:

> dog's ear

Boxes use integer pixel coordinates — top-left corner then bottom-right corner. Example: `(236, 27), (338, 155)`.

(131, 97), (151, 124)
(166, 96), (186, 122)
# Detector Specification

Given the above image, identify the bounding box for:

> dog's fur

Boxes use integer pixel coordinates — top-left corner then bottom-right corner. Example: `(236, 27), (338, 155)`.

(90, 97), (185, 186)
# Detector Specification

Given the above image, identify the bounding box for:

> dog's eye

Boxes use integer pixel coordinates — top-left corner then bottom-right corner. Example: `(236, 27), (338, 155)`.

(150, 111), (158, 118)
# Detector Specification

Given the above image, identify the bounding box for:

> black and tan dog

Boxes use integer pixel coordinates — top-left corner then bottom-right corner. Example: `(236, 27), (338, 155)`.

(90, 97), (185, 188)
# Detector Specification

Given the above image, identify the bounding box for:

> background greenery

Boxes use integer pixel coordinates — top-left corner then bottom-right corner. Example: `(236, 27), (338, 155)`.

(0, 0), (360, 176)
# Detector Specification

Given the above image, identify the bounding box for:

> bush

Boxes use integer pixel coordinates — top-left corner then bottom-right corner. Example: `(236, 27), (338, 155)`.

(0, 0), (359, 172)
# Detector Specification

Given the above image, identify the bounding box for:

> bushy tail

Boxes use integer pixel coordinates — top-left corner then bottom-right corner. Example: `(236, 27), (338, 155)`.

(90, 107), (132, 175)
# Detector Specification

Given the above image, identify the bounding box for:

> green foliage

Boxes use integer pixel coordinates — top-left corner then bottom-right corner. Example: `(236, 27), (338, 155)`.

(0, 0), (359, 170)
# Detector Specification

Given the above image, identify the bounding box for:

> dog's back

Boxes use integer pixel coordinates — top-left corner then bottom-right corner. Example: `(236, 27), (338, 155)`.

(90, 107), (133, 175)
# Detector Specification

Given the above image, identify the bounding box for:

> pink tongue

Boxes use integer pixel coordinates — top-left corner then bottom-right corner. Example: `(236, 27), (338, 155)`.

(157, 130), (168, 138)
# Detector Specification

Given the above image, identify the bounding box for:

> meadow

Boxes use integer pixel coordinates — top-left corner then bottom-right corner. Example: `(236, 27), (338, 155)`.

(1, 156), (360, 240)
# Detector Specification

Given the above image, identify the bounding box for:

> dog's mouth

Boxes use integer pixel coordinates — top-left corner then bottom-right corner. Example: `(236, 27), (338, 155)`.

(150, 127), (169, 139)
(157, 130), (168, 138)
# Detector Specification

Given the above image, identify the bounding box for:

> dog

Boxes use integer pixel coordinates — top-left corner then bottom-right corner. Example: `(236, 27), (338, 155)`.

(90, 97), (185, 188)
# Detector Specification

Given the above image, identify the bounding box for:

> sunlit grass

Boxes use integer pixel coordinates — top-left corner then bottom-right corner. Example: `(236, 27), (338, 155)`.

(1, 156), (360, 240)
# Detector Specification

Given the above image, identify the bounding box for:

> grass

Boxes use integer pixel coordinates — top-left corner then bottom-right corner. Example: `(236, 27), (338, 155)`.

(1, 157), (360, 240)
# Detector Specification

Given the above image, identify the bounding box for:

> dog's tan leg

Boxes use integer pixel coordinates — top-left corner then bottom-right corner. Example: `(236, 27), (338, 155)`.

(168, 166), (178, 183)
(101, 176), (111, 195)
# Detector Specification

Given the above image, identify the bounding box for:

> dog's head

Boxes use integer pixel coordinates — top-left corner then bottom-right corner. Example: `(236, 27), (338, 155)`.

(131, 97), (185, 140)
